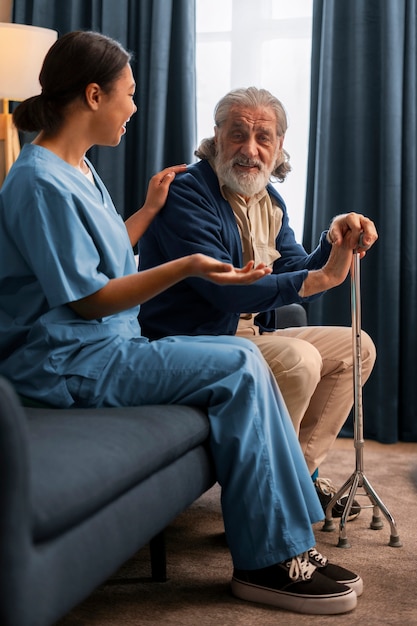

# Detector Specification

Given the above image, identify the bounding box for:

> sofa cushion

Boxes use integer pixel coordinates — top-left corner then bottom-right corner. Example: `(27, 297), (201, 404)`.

(26, 405), (210, 542)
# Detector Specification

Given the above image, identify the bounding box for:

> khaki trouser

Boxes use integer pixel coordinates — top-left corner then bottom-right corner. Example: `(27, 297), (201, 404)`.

(237, 317), (376, 474)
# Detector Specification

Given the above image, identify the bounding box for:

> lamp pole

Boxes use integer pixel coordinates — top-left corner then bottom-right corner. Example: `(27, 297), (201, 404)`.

(0, 98), (20, 185)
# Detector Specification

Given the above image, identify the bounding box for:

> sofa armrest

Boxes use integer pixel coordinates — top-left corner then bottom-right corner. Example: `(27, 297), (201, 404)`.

(0, 377), (32, 618)
(275, 303), (307, 328)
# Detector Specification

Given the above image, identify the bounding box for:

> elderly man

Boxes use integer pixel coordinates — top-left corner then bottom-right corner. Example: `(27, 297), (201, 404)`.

(138, 87), (377, 518)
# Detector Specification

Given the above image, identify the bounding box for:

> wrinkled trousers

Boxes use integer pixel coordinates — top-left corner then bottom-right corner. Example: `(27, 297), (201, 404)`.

(67, 334), (324, 570)
(237, 321), (376, 473)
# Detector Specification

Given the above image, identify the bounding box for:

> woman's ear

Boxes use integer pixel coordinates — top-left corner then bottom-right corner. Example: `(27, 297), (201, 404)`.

(84, 83), (102, 110)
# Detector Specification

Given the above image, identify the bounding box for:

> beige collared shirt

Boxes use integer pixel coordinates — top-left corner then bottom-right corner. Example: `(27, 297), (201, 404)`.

(220, 182), (283, 268)
(216, 170), (284, 329)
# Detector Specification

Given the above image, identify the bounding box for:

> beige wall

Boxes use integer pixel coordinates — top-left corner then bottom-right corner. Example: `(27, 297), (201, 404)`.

(0, 0), (13, 22)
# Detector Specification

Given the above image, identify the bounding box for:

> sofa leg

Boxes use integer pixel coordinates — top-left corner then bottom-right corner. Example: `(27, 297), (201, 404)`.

(149, 531), (167, 582)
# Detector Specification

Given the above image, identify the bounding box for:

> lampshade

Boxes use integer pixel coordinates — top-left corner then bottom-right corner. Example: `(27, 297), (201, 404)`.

(0, 23), (57, 101)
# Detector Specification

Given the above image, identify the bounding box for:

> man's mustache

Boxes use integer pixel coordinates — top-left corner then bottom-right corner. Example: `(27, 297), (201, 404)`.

(232, 157), (262, 170)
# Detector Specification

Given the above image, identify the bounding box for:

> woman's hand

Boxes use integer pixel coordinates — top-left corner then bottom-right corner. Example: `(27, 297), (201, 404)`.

(69, 255), (271, 320)
(125, 164), (187, 245)
(189, 255), (272, 284)
(143, 164), (188, 215)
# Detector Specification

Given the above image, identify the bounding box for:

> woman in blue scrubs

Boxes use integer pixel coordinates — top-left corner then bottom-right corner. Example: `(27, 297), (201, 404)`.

(0, 30), (361, 615)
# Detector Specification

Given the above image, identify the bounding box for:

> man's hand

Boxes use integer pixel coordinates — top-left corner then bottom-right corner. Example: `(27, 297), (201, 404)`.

(327, 212), (378, 256)
(299, 242), (353, 298)
(300, 213), (378, 298)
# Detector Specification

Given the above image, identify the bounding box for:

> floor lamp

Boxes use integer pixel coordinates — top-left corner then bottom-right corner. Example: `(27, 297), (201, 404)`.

(0, 23), (57, 186)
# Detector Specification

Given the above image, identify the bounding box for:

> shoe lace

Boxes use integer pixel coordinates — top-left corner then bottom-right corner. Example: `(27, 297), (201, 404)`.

(286, 554), (317, 582)
(305, 547), (328, 567)
(315, 476), (337, 497)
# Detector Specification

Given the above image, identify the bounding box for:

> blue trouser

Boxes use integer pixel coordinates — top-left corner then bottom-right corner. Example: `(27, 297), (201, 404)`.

(69, 335), (324, 570)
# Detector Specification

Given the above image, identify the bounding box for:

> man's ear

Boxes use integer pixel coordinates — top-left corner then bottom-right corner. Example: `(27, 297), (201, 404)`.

(85, 83), (102, 110)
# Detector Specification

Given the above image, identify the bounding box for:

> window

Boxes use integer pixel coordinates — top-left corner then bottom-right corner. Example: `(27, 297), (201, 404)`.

(196, 0), (313, 240)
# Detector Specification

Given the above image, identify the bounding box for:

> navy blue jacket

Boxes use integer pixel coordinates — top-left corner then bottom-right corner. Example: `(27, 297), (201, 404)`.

(139, 159), (331, 339)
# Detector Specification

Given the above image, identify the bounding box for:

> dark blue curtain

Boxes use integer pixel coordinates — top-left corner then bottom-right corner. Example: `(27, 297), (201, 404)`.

(304, 0), (417, 442)
(12, 0), (196, 219)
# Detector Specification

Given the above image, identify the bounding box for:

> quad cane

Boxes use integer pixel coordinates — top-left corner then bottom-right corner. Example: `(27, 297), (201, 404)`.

(322, 237), (402, 548)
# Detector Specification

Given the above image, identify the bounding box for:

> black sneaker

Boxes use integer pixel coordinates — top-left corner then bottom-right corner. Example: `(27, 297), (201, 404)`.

(315, 477), (361, 521)
(231, 554), (357, 615)
(306, 547), (363, 596)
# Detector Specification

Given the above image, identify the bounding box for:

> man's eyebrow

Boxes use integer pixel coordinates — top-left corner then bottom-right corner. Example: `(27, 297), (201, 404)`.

(256, 125), (274, 134)
(226, 119), (276, 138)
(229, 120), (246, 129)
(229, 119), (274, 132)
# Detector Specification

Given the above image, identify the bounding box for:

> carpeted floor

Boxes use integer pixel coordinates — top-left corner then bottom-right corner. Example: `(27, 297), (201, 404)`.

(57, 439), (417, 626)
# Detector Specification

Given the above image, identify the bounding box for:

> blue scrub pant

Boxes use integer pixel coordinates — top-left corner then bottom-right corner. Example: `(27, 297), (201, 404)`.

(70, 335), (324, 570)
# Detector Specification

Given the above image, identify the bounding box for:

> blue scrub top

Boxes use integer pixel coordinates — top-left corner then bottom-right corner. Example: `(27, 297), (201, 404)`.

(0, 144), (143, 405)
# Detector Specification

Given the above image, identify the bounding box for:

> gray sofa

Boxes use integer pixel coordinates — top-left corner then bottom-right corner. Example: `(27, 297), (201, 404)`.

(0, 304), (307, 626)
(0, 376), (215, 626)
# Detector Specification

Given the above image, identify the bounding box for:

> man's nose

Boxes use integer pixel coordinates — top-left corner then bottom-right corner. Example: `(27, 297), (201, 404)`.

(240, 136), (258, 158)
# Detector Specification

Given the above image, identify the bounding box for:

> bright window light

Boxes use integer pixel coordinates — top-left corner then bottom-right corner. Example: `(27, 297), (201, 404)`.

(196, 0), (313, 240)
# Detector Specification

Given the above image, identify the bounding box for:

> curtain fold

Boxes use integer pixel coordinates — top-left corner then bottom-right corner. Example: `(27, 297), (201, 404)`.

(12, 0), (196, 218)
(304, 0), (417, 442)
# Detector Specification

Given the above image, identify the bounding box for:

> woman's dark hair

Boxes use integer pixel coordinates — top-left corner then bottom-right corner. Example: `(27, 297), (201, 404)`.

(13, 30), (131, 134)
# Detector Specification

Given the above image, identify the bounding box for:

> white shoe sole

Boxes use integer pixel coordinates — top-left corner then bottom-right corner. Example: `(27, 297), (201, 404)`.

(231, 578), (357, 615)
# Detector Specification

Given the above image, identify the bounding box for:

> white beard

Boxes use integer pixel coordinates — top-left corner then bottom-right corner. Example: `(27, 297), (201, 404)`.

(214, 155), (272, 196)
